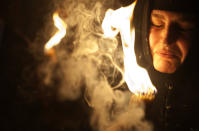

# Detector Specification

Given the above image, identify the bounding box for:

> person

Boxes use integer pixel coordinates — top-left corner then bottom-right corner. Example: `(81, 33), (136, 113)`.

(149, 9), (196, 74)
(132, 0), (199, 130)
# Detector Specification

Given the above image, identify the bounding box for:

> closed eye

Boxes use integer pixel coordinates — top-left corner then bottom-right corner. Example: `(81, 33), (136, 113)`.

(151, 23), (164, 28)
(174, 24), (195, 34)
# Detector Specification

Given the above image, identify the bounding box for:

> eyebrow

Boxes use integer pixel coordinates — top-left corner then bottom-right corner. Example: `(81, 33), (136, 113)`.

(151, 13), (165, 20)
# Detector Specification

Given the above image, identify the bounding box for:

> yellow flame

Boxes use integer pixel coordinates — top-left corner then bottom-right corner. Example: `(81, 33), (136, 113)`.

(102, 1), (157, 100)
(45, 12), (67, 51)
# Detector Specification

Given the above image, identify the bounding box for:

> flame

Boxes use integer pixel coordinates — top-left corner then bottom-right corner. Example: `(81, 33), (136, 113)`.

(102, 1), (157, 100)
(45, 12), (67, 51)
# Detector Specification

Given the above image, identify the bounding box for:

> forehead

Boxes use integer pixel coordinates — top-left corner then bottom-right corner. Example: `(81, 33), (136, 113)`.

(151, 10), (196, 22)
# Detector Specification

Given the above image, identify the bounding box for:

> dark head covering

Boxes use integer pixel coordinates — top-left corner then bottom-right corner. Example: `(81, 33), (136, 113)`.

(132, 0), (198, 75)
(152, 0), (199, 13)
(132, 1), (199, 130)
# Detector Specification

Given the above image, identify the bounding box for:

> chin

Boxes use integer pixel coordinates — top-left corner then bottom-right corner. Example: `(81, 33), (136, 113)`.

(153, 60), (178, 74)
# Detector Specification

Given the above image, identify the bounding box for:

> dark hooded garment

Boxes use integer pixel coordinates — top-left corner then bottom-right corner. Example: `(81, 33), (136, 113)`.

(132, 0), (199, 130)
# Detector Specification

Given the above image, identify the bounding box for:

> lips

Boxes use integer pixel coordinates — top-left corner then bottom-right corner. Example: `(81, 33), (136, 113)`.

(155, 50), (180, 59)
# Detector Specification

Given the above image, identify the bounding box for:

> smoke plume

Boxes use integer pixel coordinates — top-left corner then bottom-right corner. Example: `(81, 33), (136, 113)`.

(35, 0), (153, 130)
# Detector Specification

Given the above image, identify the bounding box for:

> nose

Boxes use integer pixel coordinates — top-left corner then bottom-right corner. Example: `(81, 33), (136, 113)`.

(162, 23), (179, 45)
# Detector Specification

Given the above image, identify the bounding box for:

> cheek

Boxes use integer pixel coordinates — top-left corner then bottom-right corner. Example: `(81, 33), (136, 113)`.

(149, 29), (159, 55)
(177, 40), (191, 63)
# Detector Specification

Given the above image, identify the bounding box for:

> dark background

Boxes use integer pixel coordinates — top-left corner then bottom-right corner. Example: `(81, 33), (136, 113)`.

(0, 1), (91, 131)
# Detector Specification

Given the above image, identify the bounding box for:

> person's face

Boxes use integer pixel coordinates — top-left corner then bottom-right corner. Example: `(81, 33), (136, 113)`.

(149, 10), (195, 74)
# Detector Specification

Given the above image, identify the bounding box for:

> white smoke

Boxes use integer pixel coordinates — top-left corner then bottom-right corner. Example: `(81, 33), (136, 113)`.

(38, 0), (153, 130)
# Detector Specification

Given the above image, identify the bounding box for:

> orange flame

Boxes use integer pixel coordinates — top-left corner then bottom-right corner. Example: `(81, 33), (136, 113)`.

(45, 12), (67, 51)
(102, 1), (157, 100)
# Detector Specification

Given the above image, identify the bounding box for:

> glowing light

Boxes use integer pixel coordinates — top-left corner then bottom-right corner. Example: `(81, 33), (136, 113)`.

(45, 12), (67, 51)
(102, 1), (157, 100)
